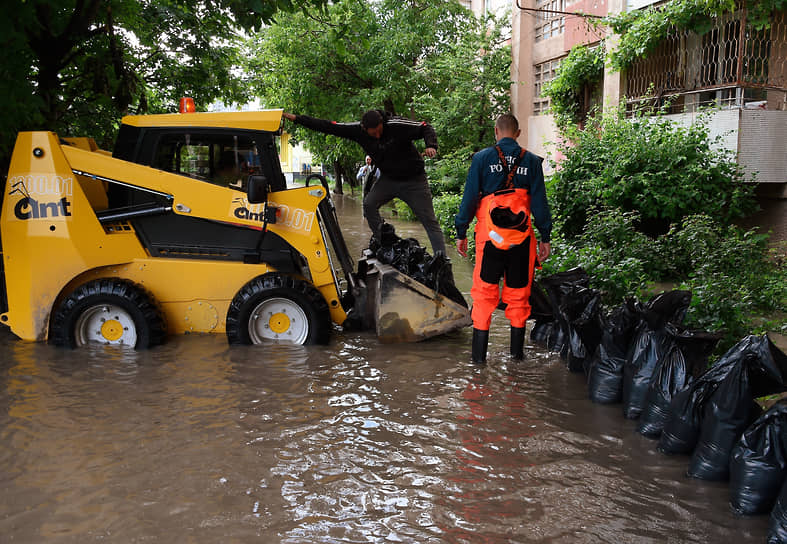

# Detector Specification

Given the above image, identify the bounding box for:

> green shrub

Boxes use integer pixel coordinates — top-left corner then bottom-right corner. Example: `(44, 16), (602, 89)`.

(539, 210), (653, 303)
(432, 193), (463, 239)
(548, 107), (757, 238)
(540, 211), (786, 353)
(426, 148), (474, 196)
(673, 215), (787, 350)
(393, 199), (415, 221)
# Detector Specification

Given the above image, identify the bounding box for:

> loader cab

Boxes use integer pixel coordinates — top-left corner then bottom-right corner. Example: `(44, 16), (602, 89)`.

(105, 121), (300, 270)
(113, 125), (286, 193)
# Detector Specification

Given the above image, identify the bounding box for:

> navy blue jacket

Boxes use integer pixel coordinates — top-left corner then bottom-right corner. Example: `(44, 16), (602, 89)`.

(455, 137), (552, 242)
(293, 114), (438, 180)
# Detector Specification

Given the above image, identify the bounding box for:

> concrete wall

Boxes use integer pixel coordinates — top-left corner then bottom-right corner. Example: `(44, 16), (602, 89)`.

(510, 0), (534, 142)
(565, 0), (608, 48)
(527, 114), (560, 175)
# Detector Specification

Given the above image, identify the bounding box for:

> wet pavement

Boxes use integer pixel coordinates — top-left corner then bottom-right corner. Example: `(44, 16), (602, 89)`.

(0, 194), (772, 542)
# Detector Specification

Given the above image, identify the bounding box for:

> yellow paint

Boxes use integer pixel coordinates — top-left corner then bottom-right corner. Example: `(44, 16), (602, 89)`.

(268, 312), (291, 334)
(182, 300), (220, 332)
(100, 320), (124, 341)
(121, 110), (283, 132)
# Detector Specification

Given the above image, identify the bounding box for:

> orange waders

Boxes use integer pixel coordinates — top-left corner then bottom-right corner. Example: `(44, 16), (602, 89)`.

(470, 190), (538, 331)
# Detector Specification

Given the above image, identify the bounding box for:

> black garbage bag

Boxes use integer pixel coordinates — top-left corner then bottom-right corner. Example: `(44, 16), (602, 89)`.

(367, 224), (467, 308)
(531, 320), (554, 347)
(687, 335), (787, 480)
(640, 290), (693, 331)
(637, 343), (691, 437)
(529, 280), (554, 323)
(686, 362), (762, 480)
(375, 245), (397, 266)
(730, 400), (787, 515)
(637, 326), (721, 438)
(424, 252), (467, 308)
(538, 268), (590, 292)
(769, 479), (787, 543)
(536, 268), (590, 355)
(658, 346), (743, 455)
(621, 291), (692, 420)
(587, 299), (641, 404)
(558, 284), (603, 373)
(622, 326), (668, 419)
(548, 322), (568, 356)
(369, 222), (401, 253)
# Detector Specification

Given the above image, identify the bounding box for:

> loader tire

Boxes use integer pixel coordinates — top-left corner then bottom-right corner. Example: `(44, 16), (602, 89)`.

(226, 273), (331, 345)
(50, 279), (166, 349)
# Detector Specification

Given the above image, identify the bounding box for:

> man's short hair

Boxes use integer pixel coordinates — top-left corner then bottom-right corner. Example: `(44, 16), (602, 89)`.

(496, 113), (519, 133)
(361, 110), (383, 129)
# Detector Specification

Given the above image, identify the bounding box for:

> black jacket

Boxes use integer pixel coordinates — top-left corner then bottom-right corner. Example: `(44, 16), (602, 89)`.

(293, 113), (438, 180)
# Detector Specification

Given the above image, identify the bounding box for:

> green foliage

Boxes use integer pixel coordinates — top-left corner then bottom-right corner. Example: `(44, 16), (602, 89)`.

(415, 11), (513, 154)
(543, 105), (781, 350)
(541, 210), (786, 353)
(393, 200), (416, 222)
(539, 210), (654, 303)
(1, 0), (326, 170)
(426, 148), (476, 196)
(248, 0), (511, 182)
(541, 44), (605, 131)
(672, 215), (787, 350)
(548, 106), (756, 238)
(748, 0), (787, 29)
(433, 193), (465, 241)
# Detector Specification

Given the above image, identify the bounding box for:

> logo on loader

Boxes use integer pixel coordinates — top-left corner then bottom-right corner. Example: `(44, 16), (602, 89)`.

(8, 176), (73, 220)
(230, 197), (315, 233)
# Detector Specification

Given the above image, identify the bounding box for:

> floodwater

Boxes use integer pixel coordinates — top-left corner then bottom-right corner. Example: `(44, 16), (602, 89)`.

(0, 194), (772, 543)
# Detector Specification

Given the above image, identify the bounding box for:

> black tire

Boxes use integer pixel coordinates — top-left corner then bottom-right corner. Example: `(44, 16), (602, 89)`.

(49, 278), (166, 349)
(226, 273), (332, 345)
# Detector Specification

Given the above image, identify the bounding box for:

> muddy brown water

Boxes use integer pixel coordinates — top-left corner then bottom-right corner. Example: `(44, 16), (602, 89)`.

(0, 194), (772, 542)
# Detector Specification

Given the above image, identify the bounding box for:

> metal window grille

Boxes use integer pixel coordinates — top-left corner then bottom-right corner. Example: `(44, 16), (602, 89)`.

(535, 0), (566, 42)
(534, 58), (562, 113)
(625, 7), (787, 110)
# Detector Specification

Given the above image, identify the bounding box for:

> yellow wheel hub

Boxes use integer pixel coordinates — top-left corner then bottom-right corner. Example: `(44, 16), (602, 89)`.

(268, 312), (291, 334)
(100, 319), (124, 341)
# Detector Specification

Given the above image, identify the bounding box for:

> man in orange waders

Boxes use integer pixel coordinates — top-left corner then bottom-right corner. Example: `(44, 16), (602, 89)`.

(455, 114), (552, 364)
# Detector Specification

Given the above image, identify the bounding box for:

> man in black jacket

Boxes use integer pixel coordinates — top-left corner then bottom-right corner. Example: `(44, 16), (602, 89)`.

(282, 110), (447, 255)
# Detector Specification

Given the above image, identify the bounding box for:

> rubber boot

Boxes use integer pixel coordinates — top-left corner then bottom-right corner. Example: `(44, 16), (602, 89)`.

(471, 328), (489, 364)
(510, 326), (526, 360)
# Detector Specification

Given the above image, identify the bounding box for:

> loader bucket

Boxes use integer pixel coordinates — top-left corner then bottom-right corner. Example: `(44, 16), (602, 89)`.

(356, 258), (471, 343)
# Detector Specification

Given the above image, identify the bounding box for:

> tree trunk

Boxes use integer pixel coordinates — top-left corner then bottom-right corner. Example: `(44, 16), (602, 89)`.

(333, 160), (344, 194)
(384, 98), (396, 115)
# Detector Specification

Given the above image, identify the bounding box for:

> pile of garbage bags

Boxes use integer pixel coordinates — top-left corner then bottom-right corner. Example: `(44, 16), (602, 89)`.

(367, 223), (467, 308)
(530, 268), (787, 539)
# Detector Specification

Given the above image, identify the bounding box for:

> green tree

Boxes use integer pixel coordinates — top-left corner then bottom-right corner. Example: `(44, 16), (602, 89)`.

(247, 0), (511, 194)
(417, 11), (513, 194)
(1, 0), (328, 171)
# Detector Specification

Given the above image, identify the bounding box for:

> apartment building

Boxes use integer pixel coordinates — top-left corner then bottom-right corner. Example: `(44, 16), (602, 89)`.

(510, 0), (787, 240)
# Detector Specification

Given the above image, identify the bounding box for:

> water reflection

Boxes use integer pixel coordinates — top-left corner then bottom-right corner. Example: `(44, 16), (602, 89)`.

(0, 195), (771, 542)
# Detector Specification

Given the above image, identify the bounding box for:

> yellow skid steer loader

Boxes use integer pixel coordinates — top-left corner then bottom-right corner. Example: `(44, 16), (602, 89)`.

(0, 108), (469, 348)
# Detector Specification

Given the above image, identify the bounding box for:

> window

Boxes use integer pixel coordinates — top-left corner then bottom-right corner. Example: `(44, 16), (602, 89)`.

(534, 0), (565, 42)
(533, 58), (561, 114)
(151, 133), (264, 191)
